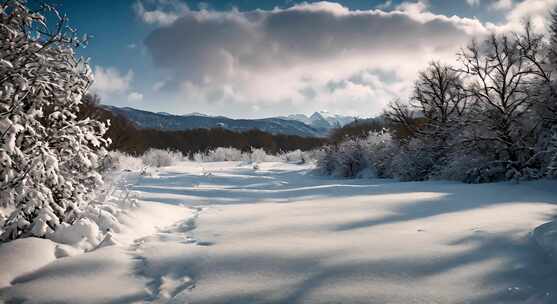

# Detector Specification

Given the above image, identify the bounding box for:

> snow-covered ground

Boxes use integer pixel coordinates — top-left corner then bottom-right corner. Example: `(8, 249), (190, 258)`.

(2, 161), (557, 303)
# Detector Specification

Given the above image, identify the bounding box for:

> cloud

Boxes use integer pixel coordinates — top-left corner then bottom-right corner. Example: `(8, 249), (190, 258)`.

(133, 0), (189, 26)
(489, 0), (513, 11)
(153, 81), (166, 92)
(136, 1), (526, 117)
(91, 66), (144, 105)
(127, 92), (144, 102)
(91, 66), (133, 95)
(490, 0), (556, 32)
(375, 0), (393, 10)
(395, 1), (429, 14)
(466, 0), (481, 6)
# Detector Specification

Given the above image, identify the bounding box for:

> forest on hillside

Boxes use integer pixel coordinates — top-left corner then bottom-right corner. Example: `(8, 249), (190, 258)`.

(78, 95), (326, 157)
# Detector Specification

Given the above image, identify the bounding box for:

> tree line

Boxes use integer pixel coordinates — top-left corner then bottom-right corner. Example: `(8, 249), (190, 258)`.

(79, 94), (326, 157)
(319, 15), (557, 183)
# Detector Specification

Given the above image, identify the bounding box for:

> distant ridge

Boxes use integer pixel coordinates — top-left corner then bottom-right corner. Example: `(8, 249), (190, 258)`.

(279, 111), (356, 131)
(103, 106), (328, 138)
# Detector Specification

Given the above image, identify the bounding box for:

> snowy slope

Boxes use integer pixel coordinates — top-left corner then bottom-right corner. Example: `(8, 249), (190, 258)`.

(2, 162), (557, 303)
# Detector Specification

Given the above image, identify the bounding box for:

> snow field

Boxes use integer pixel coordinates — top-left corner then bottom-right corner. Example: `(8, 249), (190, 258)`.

(1, 161), (557, 303)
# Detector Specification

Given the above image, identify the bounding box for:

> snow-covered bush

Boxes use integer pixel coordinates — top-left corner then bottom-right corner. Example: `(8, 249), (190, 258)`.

(194, 147), (246, 162)
(194, 147), (284, 163)
(317, 131), (395, 178)
(250, 148), (278, 162)
(333, 139), (371, 177)
(0, 1), (109, 240)
(205, 147), (246, 162)
(142, 148), (183, 168)
(547, 130), (557, 178)
(108, 151), (143, 171)
(281, 149), (315, 164)
(300, 149), (321, 164)
(316, 146), (337, 175)
(389, 139), (436, 181)
(431, 151), (498, 183)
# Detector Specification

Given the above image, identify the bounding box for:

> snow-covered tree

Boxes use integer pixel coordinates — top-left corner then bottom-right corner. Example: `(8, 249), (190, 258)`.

(547, 128), (557, 178)
(412, 62), (467, 133)
(0, 0), (109, 240)
(457, 27), (548, 180)
(540, 8), (557, 176)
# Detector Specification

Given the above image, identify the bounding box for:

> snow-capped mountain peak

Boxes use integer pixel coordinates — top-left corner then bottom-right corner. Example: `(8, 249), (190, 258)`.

(282, 111), (356, 130)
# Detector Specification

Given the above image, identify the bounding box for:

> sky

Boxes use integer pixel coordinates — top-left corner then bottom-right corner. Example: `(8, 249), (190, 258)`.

(53, 0), (557, 118)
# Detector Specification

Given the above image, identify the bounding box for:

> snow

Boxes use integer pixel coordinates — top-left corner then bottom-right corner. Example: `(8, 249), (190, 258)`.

(2, 161), (557, 303)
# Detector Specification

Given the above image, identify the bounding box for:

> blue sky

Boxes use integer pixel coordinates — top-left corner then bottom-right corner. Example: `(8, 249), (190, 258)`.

(51, 0), (555, 118)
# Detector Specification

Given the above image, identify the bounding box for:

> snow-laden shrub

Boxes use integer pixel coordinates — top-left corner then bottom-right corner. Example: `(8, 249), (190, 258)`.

(196, 147), (248, 162)
(194, 147), (283, 163)
(548, 130), (557, 178)
(432, 151), (493, 182)
(333, 139), (371, 177)
(49, 218), (101, 250)
(390, 138), (436, 181)
(317, 131), (395, 178)
(281, 149), (316, 164)
(250, 148), (279, 162)
(316, 146), (337, 175)
(192, 152), (205, 162)
(300, 149), (321, 164)
(0, 1), (110, 240)
(142, 149), (183, 168)
(204, 147), (246, 162)
(108, 151), (143, 171)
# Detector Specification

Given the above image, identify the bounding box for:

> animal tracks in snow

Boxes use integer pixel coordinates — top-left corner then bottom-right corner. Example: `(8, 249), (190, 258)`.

(128, 205), (215, 303)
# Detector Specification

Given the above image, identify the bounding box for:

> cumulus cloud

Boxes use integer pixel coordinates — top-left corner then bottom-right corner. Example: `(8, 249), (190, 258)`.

(91, 66), (133, 95)
(493, 0), (557, 32)
(91, 66), (144, 104)
(489, 0), (514, 11)
(134, 0), (554, 117)
(127, 92), (144, 102)
(395, 1), (429, 14)
(133, 0), (189, 26)
(136, 1), (489, 117)
(375, 0), (393, 10)
(466, 0), (481, 6)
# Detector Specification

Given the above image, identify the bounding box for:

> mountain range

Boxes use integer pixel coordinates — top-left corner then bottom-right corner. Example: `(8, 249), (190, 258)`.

(104, 106), (356, 138)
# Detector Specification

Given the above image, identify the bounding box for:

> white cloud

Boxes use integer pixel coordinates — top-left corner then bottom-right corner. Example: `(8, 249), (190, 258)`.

(134, 1), (492, 117)
(132, 0), (555, 117)
(489, 0), (513, 11)
(489, 0), (557, 33)
(466, 0), (481, 6)
(91, 66), (133, 95)
(395, 1), (429, 14)
(127, 92), (144, 102)
(376, 0), (393, 10)
(91, 66), (145, 105)
(133, 0), (189, 26)
(153, 81), (166, 92)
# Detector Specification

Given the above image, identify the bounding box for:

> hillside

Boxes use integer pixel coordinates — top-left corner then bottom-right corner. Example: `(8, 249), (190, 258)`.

(104, 106), (327, 138)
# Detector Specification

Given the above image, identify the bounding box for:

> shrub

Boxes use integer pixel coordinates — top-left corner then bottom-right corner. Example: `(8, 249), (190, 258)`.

(281, 149), (306, 163)
(317, 131), (395, 178)
(389, 139), (436, 181)
(108, 151), (144, 171)
(142, 149), (183, 167)
(0, 1), (109, 240)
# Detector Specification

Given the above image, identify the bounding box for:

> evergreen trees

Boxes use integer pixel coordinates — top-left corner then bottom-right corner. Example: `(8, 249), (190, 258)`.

(0, 1), (109, 240)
